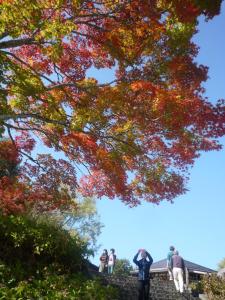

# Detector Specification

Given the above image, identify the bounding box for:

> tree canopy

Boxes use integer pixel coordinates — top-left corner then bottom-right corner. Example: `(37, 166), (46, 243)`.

(0, 0), (225, 212)
(218, 257), (225, 270)
(113, 258), (133, 276)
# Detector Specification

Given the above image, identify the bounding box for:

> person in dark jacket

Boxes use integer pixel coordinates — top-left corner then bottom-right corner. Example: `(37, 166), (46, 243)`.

(171, 250), (185, 294)
(133, 249), (153, 300)
(99, 249), (108, 273)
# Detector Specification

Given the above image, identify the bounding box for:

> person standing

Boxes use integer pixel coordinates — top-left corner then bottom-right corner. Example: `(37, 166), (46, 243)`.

(108, 248), (116, 274)
(167, 245), (175, 280)
(171, 250), (185, 294)
(99, 249), (108, 273)
(133, 249), (153, 300)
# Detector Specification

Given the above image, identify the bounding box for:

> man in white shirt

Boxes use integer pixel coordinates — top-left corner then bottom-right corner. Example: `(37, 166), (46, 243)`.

(171, 250), (185, 294)
(108, 248), (116, 274)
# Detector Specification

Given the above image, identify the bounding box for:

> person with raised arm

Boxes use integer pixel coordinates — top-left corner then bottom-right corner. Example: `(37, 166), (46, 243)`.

(133, 249), (153, 300)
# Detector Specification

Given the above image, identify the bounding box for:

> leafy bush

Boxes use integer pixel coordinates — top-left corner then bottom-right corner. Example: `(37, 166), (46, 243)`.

(0, 214), (118, 299)
(113, 258), (133, 276)
(0, 214), (88, 282)
(189, 280), (204, 296)
(202, 274), (225, 300)
(0, 271), (118, 299)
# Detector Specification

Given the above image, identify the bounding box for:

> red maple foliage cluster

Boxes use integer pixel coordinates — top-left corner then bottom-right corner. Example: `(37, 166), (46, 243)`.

(0, 0), (225, 213)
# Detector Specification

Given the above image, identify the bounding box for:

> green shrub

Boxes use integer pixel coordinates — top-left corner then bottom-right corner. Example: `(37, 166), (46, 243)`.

(0, 272), (118, 299)
(189, 280), (204, 294)
(0, 214), (88, 282)
(202, 274), (225, 300)
(0, 214), (118, 299)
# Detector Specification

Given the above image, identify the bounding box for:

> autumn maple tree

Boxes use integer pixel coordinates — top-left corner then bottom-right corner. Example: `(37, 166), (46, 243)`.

(0, 0), (225, 213)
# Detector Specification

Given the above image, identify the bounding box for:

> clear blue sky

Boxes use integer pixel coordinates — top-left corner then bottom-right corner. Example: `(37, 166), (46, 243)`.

(91, 3), (225, 270)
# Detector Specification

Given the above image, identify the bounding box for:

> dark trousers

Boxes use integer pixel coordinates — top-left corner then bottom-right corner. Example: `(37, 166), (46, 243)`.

(138, 280), (150, 300)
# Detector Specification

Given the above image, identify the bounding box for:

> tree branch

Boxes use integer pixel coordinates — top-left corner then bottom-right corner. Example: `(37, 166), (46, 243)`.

(0, 113), (68, 127)
(0, 32), (9, 40)
(0, 37), (35, 49)
(47, 79), (117, 91)
(6, 126), (44, 170)
(2, 50), (55, 85)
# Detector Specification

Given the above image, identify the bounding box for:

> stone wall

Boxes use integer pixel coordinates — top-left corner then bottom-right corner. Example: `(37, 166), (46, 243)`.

(87, 263), (201, 299)
(96, 273), (200, 300)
